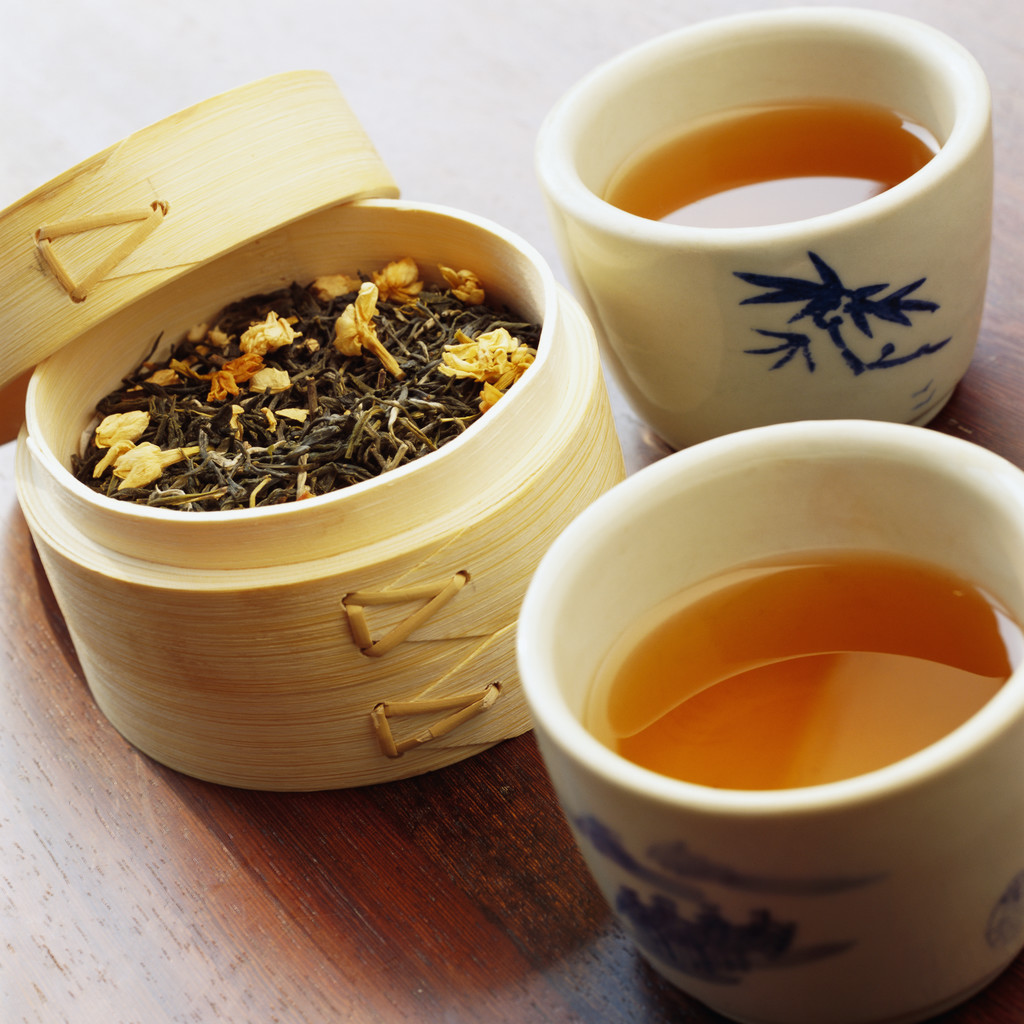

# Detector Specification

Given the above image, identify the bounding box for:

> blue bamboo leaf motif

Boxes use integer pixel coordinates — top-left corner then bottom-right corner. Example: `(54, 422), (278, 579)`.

(745, 330), (816, 372)
(736, 251), (948, 375)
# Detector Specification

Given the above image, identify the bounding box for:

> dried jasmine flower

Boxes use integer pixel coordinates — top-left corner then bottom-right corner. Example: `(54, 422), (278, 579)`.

(95, 410), (150, 448)
(372, 257), (423, 304)
(93, 438), (136, 478)
(440, 326), (536, 408)
(334, 282), (405, 379)
(206, 326), (231, 349)
(439, 265), (485, 305)
(206, 352), (265, 402)
(239, 311), (301, 355)
(440, 327), (536, 386)
(478, 381), (506, 413)
(111, 442), (200, 489)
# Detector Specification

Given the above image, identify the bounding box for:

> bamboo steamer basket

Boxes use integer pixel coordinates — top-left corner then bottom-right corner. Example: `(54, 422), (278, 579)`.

(4, 73), (625, 790)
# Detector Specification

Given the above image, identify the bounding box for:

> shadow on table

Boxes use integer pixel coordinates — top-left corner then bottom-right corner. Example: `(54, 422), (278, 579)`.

(155, 728), (712, 1021)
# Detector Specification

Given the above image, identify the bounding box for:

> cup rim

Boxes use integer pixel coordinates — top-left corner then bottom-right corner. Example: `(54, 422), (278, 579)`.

(517, 420), (1024, 818)
(534, 6), (992, 246)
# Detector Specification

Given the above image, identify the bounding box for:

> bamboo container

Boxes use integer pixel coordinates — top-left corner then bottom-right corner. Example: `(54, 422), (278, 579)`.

(3, 73), (625, 789)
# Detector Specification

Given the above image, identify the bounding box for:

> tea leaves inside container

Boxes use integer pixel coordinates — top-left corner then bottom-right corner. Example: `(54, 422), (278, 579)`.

(71, 261), (540, 511)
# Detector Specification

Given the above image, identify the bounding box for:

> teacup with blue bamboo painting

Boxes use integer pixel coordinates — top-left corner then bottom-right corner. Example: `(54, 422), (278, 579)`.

(535, 7), (992, 449)
(517, 419), (1024, 1024)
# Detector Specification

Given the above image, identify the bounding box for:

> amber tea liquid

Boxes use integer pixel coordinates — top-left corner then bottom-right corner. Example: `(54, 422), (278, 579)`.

(587, 551), (1022, 790)
(604, 99), (938, 227)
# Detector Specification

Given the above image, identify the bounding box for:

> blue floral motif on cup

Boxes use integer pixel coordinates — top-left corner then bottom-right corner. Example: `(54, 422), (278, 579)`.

(985, 871), (1024, 950)
(735, 251), (948, 376)
(575, 814), (884, 985)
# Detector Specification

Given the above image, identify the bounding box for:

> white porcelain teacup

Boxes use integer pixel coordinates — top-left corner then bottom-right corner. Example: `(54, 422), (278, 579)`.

(518, 420), (1024, 1024)
(535, 8), (992, 449)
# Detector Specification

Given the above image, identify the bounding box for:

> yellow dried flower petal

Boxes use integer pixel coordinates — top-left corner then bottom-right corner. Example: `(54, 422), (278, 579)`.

(439, 265), (485, 305)
(228, 404), (244, 438)
(479, 381), (505, 413)
(249, 366), (292, 393)
(277, 408), (310, 423)
(95, 410), (150, 449)
(186, 322), (208, 343)
(112, 442), (199, 490)
(495, 343), (536, 390)
(240, 311), (301, 355)
(334, 281), (379, 357)
(334, 282), (406, 379)
(144, 368), (181, 387)
(206, 352), (265, 402)
(93, 438), (135, 477)
(207, 327), (231, 349)
(224, 352), (264, 382)
(169, 357), (203, 379)
(310, 273), (363, 302)
(207, 370), (240, 402)
(372, 257), (423, 304)
(440, 327), (535, 386)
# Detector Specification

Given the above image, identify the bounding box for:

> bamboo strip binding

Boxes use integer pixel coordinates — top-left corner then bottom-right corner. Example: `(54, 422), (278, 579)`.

(343, 571), (470, 657)
(371, 682), (502, 758)
(35, 200), (169, 303)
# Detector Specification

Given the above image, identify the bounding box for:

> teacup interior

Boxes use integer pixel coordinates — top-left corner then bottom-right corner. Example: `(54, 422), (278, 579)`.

(533, 424), (1024, 723)
(563, 13), (970, 202)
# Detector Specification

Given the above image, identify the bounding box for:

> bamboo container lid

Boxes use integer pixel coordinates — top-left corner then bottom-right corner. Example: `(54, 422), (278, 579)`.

(0, 71), (397, 392)
(6, 75), (626, 790)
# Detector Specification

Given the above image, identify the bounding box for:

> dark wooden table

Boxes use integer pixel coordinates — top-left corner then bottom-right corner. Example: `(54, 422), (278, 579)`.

(2, 2), (1023, 1021)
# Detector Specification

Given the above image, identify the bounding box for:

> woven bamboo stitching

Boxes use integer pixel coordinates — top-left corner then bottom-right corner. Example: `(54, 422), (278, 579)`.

(35, 200), (168, 302)
(343, 571), (469, 657)
(371, 682), (502, 757)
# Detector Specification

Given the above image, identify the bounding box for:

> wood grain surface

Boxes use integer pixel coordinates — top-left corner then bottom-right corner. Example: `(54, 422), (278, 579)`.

(2, 2), (1022, 1021)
